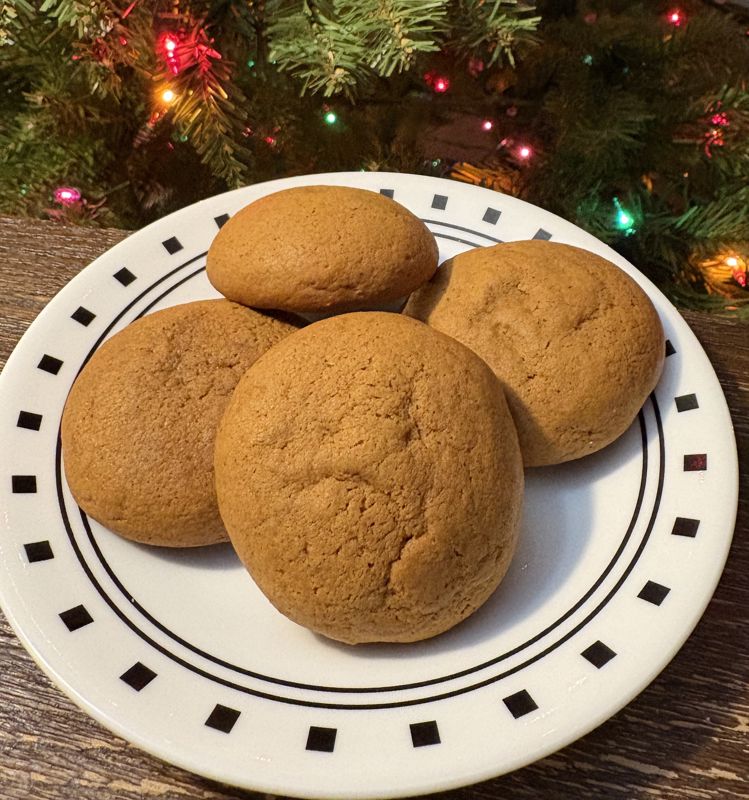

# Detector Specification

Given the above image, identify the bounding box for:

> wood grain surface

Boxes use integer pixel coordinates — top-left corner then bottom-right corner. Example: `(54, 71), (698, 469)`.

(0, 215), (747, 800)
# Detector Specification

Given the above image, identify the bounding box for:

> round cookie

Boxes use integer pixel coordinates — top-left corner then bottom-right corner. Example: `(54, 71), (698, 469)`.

(62, 300), (300, 547)
(206, 186), (438, 313)
(403, 241), (665, 466)
(214, 312), (524, 644)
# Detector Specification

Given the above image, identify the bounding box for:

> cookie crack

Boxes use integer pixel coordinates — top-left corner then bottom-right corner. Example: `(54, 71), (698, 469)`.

(384, 364), (435, 598)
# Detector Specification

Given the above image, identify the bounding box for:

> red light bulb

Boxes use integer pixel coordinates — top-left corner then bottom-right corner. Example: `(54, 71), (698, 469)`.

(54, 186), (81, 205)
(481, 119), (494, 132)
(433, 76), (449, 93)
(160, 33), (181, 74)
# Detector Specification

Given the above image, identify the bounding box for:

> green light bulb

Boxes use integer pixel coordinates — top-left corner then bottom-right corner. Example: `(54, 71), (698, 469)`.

(324, 111), (337, 125)
(613, 197), (636, 234)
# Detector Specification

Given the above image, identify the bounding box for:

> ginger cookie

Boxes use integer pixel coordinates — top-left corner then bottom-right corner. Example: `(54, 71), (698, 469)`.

(62, 299), (299, 547)
(206, 186), (438, 313)
(214, 312), (523, 644)
(404, 241), (665, 466)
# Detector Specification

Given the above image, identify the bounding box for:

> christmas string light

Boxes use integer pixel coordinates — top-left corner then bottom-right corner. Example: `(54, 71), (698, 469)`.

(697, 251), (748, 292)
(53, 187), (81, 205)
(481, 119), (494, 131)
(160, 33), (181, 74)
(613, 197), (636, 235)
(467, 57), (484, 77)
(517, 145), (532, 160)
(667, 8), (685, 26)
(705, 126), (725, 157)
(161, 88), (176, 103)
(424, 71), (450, 94)
(324, 110), (338, 125)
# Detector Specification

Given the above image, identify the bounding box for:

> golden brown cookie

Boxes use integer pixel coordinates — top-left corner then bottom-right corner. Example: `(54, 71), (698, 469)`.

(206, 186), (438, 313)
(214, 312), (523, 644)
(404, 241), (665, 466)
(62, 300), (299, 547)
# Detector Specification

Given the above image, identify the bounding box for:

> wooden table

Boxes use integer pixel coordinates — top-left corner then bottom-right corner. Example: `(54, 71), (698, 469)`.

(0, 216), (747, 800)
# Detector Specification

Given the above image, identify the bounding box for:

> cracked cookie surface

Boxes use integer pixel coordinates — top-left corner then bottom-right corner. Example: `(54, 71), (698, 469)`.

(62, 299), (299, 547)
(206, 186), (439, 313)
(214, 311), (523, 644)
(403, 241), (665, 466)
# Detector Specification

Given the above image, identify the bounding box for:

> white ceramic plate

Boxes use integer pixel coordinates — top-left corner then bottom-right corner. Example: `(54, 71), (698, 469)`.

(0, 173), (739, 799)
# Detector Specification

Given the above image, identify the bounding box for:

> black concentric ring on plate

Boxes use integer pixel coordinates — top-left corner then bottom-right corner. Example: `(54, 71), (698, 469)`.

(54, 224), (665, 709)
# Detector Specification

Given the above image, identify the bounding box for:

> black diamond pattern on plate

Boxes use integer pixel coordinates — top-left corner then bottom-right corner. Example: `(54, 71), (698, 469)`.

(581, 640), (617, 669)
(162, 236), (183, 255)
(113, 267), (136, 286)
(17, 411), (42, 431)
(675, 394), (699, 412)
(24, 541), (54, 563)
(683, 454), (707, 471)
(306, 726), (337, 752)
(410, 720), (440, 747)
(503, 690), (538, 719)
(12, 475), (36, 493)
(37, 355), (63, 375)
(671, 517), (700, 538)
(205, 704), (240, 733)
(71, 306), (96, 326)
(638, 581), (670, 606)
(59, 605), (93, 631)
(120, 662), (157, 691)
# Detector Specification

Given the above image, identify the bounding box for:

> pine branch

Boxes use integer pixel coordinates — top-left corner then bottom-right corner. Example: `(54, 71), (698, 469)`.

(0, 0), (34, 46)
(666, 283), (749, 318)
(674, 186), (749, 241)
(38, 0), (116, 39)
(338, 0), (448, 78)
(165, 23), (250, 187)
(268, 1), (369, 97)
(450, 0), (539, 68)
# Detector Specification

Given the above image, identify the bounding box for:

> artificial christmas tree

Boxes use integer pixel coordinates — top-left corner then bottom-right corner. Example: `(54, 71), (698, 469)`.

(1, 0), (747, 312)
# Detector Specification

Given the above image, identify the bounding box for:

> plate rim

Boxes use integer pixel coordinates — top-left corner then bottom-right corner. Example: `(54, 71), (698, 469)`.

(0, 171), (740, 799)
